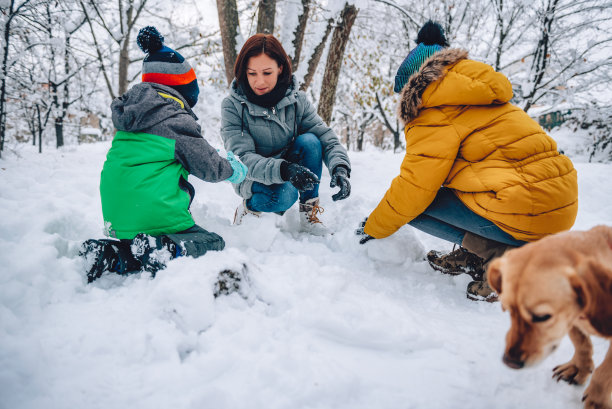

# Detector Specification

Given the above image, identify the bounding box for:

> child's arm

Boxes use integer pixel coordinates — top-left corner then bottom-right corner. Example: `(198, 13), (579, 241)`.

(174, 134), (242, 183)
(147, 95), (245, 184)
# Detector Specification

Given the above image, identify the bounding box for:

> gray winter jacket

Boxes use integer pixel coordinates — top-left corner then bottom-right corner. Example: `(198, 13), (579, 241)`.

(221, 76), (351, 199)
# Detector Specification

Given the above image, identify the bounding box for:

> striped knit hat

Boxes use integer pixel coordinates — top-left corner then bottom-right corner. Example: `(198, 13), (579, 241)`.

(394, 21), (449, 93)
(137, 26), (199, 107)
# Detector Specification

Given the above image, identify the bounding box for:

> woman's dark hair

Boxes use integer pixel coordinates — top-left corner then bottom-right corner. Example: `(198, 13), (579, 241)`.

(234, 34), (292, 85)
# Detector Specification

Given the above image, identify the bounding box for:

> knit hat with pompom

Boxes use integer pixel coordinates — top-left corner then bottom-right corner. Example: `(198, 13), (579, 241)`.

(394, 21), (449, 93)
(137, 26), (199, 107)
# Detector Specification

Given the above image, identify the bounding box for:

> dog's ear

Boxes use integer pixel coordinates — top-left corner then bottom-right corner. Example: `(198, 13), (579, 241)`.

(568, 271), (589, 311)
(579, 259), (612, 336)
(487, 258), (503, 295)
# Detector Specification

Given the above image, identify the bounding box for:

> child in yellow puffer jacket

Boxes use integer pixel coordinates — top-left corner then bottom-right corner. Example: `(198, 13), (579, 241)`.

(356, 21), (578, 302)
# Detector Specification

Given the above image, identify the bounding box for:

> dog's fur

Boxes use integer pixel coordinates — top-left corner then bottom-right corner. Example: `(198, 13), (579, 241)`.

(488, 225), (612, 409)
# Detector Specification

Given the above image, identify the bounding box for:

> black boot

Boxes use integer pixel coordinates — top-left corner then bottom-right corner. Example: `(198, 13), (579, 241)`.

(80, 239), (142, 283)
(130, 233), (179, 276)
(80, 239), (121, 283)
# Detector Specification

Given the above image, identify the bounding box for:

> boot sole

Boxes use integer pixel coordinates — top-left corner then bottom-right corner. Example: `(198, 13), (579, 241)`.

(427, 260), (485, 281)
(427, 260), (467, 276)
(466, 292), (499, 303)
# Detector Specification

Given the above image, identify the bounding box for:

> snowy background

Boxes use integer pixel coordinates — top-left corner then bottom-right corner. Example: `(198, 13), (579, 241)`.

(1, 132), (611, 409)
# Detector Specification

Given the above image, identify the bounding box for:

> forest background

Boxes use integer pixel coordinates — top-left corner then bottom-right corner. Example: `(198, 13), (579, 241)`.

(1, 0), (611, 160)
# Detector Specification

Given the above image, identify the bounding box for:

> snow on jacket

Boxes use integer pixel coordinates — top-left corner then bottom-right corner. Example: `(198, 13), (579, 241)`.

(101, 82), (233, 239)
(364, 48), (578, 242)
(221, 76), (351, 199)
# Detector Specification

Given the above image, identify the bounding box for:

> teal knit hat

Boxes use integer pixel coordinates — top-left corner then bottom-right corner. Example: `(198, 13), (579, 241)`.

(394, 21), (449, 93)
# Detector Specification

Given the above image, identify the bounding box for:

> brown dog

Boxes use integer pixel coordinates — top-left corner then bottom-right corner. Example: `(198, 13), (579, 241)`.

(487, 225), (612, 409)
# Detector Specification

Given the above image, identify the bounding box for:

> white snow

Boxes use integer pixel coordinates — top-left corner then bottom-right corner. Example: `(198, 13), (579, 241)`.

(0, 140), (611, 409)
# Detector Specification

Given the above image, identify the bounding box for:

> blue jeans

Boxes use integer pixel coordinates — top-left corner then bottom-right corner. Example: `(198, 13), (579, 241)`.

(408, 187), (527, 247)
(247, 133), (322, 213)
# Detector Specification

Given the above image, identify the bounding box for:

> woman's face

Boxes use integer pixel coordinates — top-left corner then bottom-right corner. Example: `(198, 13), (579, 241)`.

(246, 53), (283, 96)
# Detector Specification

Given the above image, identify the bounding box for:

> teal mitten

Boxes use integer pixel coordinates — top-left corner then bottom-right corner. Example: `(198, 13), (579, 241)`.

(226, 151), (247, 184)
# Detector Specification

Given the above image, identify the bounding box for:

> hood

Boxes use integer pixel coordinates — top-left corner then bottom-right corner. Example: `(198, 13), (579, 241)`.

(111, 83), (197, 132)
(398, 48), (469, 124)
(397, 48), (514, 124)
(397, 48), (515, 126)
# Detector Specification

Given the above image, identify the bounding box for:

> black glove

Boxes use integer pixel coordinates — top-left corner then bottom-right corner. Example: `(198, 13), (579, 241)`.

(330, 165), (351, 201)
(355, 217), (375, 244)
(281, 162), (320, 192)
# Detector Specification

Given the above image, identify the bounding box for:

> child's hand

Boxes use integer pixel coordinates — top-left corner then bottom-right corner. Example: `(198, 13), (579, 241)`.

(225, 151), (247, 184)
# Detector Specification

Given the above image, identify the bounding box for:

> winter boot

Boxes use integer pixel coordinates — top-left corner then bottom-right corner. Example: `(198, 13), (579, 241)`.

(131, 233), (179, 276)
(427, 245), (485, 280)
(461, 232), (515, 302)
(80, 239), (121, 283)
(299, 197), (331, 236)
(233, 199), (261, 225)
(80, 239), (140, 283)
(466, 272), (499, 302)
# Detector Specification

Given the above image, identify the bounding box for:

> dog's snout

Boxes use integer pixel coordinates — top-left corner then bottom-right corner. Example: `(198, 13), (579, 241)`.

(503, 353), (525, 369)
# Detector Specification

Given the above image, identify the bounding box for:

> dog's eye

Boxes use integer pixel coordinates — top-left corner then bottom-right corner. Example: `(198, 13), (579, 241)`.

(531, 313), (552, 323)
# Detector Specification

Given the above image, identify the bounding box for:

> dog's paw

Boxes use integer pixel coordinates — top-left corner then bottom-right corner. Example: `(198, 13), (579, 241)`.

(552, 361), (593, 385)
(582, 380), (612, 409)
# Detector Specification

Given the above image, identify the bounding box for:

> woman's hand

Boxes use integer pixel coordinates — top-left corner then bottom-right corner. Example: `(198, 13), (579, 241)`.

(330, 166), (351, 201)
(284, 163), (320, 192)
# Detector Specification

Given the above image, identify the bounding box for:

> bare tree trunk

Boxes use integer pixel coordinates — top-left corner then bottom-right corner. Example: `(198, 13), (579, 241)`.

(374, 92), (401, 152)
(394, 119), (401, 152)
(317, 3), (358, 125)
(345, 123), (350, 151)
(117, 1), (136, 96)
(256, 0), (276, 34)
(80, 1), (115, 99)
(56, 34), (71, 148)
(118, 38), (130, 95)
(492, 0), (523, 71)
(0, 4), (12, 157)
(36, 104), (42, 154)
(217, 0), (240, 85)
(300, 18), (333, 91)
(356, 113), (374, 151)
(79, 0), (147, 99)
(523, 0), (559, 113)
(494, 0), (505, 71)
(0, 0), (32, 157)
(291, 0), (311, 71)
(50, 82), (64, 148)
(55, 118), (64, 148)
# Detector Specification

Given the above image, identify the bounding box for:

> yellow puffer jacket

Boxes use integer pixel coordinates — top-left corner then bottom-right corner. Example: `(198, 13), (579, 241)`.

(364, 49), (578, 242)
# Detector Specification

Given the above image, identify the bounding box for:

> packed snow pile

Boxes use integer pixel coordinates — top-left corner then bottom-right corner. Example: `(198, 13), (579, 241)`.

(0, 142), (611, 409)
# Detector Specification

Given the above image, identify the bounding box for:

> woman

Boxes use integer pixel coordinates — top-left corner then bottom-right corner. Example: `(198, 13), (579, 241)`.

(357, 21), (578, 301)
(221, 34), (351, 235)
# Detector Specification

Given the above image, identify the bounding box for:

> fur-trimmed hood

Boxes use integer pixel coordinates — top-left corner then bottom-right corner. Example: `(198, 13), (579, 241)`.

(397, 48), (515, 124)
(398, 48), (468, 124)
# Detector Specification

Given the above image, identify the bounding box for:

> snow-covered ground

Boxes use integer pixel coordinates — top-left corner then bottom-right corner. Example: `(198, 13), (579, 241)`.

(0, 140), (610, 409)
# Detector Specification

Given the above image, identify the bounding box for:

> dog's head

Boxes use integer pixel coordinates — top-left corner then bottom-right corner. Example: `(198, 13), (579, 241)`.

(487, 242), (590, 369)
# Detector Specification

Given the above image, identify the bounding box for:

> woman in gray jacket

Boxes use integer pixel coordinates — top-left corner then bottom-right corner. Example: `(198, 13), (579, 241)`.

(221, 34), (351, 235)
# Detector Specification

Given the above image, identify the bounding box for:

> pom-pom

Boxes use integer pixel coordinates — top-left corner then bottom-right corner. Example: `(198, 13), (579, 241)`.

(137, 26), (164, 54)
(416, 21), (449, 47)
